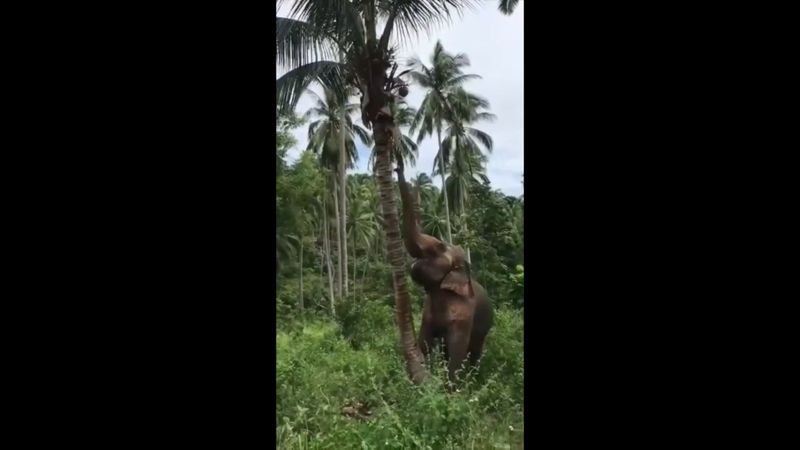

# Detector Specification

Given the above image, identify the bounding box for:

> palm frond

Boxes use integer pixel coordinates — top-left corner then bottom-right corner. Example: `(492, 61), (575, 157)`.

(467, 127), (494, 152)
(276, 61), (347, 115)
(498, 0), (520, 15)
(285, 0), (366, 49)
(378, 0), (481, 50)
(307, 119), (323, 141)
(276, 17), (337, 70)
(353, 125), (372, 147)
(449, 73), (481, 85)
(473, 111), (497, 122)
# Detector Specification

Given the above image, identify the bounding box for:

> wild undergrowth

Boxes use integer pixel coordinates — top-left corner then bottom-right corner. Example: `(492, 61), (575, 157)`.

(276, 298), (524, 449)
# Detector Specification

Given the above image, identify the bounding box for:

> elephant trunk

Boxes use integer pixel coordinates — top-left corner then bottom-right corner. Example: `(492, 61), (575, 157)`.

(465, 261), (475, 298)
(395, 164), (425, 258)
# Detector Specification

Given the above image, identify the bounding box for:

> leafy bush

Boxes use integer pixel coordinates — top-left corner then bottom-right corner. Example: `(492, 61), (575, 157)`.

(277, 272), (332, 324)
(334, 300), (397, 351)
(508, 265), (524, 308)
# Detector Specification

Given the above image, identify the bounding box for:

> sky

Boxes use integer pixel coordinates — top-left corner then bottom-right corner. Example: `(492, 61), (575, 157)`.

(276, 2), (524, 197)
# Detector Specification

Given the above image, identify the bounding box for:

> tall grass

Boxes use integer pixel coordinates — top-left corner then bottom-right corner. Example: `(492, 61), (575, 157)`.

(276, 299), (524, 449)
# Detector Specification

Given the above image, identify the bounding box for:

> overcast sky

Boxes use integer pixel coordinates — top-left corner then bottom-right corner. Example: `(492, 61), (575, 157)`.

(276, 2), (524, 197)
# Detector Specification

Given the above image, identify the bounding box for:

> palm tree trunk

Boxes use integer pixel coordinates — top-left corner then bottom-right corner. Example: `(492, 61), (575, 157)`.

(340, 121), (349, 298)
(437, 128), (453, 244)
(373, 122), (427, 385)
(362, 251), (369, 288)
(460, 196), (471, 264)
(299, 240), (304, 311)
(352, 228), (357, 301)
(326, 246), (336, 315)
(318, 232), (324, 280)
(332, 177), (343, 303)
(317, 208), (325, 282)
(322, 198), (335, 313)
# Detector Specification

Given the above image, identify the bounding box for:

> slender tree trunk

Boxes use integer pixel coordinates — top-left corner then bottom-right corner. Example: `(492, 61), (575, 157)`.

(318, 209), (325, 285)
(373, 121), (427, 385)
(337, 58), (349, 299)
(362, 252), (369, 287)
(352, 227), (357, 301)
(332, 177), (343, 303)
(299, 240), (304, 311)
(322, 198), (335, 313)
(437, 128), (453, 244)
(460, 196), (471, 264)
(318, 232), (324, 280)
(339, 111), (349, 298)
(325, 246), (336, 316)
(339, 81), (348, 296)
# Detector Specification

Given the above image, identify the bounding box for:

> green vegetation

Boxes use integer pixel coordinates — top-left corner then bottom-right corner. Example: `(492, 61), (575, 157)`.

(276, 303), (523, 449)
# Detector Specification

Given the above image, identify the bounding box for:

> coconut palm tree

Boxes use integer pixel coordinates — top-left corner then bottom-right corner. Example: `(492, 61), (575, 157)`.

(305, 89), (368, 168)
(408, 40), (484, 244)
(276, 0), (480, 383)
(435, 99), (494, 263)
(412, 172), (435, 207)
(421, 205), (449, 242)
(305, 87), (370, 302)
(347, 179), (380, 297)
(443, 146), (490, 263)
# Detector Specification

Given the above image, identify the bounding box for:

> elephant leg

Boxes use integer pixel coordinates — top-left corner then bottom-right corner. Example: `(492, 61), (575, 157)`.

(418, 319), (435, 359)
(468, 331), (486, 367)
(445, 320), (472, 385)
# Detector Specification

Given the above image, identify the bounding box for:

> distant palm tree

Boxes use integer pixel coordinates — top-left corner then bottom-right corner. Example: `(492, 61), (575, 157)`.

(347, 180), (379, 297)
(436, 94), (495, 263)
(412, 172), (436, 208)
(444, 149), (490, 263)
(408, 40), (484, 244)
(422, 207), (449, 242)
(305, 89), (368, 169)
(305, 87), (371, 302)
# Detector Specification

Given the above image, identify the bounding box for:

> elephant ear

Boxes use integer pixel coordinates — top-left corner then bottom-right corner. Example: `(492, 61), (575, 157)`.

(440, 270), (474, 298)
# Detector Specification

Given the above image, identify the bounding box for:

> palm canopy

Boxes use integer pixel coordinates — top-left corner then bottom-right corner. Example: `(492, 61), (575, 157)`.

(412, 172), (436, 205)
(444, 147), (490, 219)
(432, 117), (494, 178)
(304, 88), (371, 169)
(347, 180), (380, 250)
(406, 40), (493, 175)
(437, 103), (494, 220)
(276, 1), (481, 117)
(407, 40), (483, 139)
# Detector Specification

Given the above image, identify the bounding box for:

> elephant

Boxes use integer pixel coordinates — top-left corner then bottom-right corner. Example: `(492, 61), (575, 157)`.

(394, 159), (493, 383)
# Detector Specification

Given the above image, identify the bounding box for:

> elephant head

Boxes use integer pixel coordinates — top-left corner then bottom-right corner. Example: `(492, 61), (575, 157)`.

(395, 163), (475, 298)
(410, 244), (475, 298)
